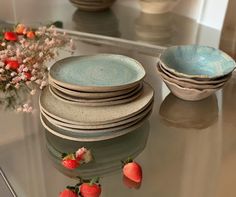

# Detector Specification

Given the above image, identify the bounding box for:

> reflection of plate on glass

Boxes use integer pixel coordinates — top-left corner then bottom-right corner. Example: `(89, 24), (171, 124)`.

(72, 9), (120, 37)
(69, 0), (115, 11)
(49, 55), (146, 92)
(159, 93), (218, 129)
(45, 121), (149, 179)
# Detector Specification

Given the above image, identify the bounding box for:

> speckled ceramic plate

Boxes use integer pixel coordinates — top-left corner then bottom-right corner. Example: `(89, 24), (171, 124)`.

(50, 80), (140, 99)
(40, 101), (153, 129)
(39, 82), (154, 125)
(40, 111), (151, 141)
(49, 54), (146, 92)
(48, 84), (143, 106)
(49, 83), (143, 103)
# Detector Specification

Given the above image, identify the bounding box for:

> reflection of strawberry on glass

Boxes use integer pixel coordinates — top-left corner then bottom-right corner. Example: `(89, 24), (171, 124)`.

(80, 177), (101, 197)
(61, 147), (93, 170)
(122, 158), (143, 189)
(59, 177), (101, 197)
(123, 175), (141, 189)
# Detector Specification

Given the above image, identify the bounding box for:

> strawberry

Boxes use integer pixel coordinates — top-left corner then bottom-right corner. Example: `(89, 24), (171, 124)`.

(80, 177), (101, 197)
(4, 32), (18, 41)
(15, 24), (27, 35)
(27, 31), (35, 39)
(5, 60), (20, 70)
(59, 189), (78, 197)
(76, 147), (93, 164)
(61, 154), (79, 170)
(122, 159), (142, 183)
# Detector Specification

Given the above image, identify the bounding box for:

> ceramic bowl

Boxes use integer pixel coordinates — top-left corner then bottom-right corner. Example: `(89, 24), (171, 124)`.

(159, 62), (232, 85)
(139, 0), (180, 14)
(160, 45), (236, 80)
(162, 78), (219, 101)
(156, 64), (226, 89)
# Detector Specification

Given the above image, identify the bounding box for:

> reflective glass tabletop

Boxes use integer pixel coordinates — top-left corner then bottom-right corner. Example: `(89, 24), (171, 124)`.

(0, 34), (236, 197)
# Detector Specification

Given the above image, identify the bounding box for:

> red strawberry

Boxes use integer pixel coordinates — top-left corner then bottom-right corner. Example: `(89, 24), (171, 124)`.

(61, 154), (79, 170)
(123, 160), (142, 183)
(27, 31), (35, 39)
(5, 60), (20, 70)
(123, 175), (141, 189)
(4, 32), (18, 41)
(59, 189), (78, 197)
(15, 24), (27, 35)
(80, 178), (101, 197)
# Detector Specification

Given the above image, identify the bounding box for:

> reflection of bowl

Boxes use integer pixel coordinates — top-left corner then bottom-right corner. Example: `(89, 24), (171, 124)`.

(159, 93), (218, 129)
(45, 121), (149, 179)
(69, 0), (116, 11)
(72, 9), (120, 37)
(160, 45), (236, 80)
(135, 12), (174, 45)
(139, 0), (180, 14)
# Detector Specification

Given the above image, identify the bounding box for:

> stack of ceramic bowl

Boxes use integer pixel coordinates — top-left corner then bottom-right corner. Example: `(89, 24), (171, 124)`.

(69, 0), (115, 11)
(157, 45), (236, 101)
(40, 54), (154, 141)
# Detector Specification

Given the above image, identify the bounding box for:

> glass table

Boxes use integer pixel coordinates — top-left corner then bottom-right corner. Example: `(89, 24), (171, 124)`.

(0, 31), (236, 197)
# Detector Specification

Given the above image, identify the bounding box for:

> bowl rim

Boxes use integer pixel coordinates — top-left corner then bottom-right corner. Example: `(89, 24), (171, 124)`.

(159, 45), (236, 79)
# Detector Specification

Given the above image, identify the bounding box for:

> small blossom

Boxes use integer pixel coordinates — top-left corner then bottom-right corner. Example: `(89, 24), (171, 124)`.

(23, 67), (28, 72)
(30, 89), (36, 95)
(15, 83), (20, 89)
(11, 72), (17, 77)
(5, 83), (10, 90)
(16, 107), (22, 112)
(30, 76), (36, 81)
(0, 68), (4, 73)
(39, 52), (44, 57)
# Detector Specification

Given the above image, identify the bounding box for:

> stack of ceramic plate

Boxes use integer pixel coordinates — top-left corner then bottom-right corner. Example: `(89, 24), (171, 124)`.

(69, 0), (115, 11)
(157, 45), (236, 101)
(40, 54), (154, 141)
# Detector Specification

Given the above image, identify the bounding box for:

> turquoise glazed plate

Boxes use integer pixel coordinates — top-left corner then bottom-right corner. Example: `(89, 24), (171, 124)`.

(160, 45), (236, 79)
(49, 54), (146, 92)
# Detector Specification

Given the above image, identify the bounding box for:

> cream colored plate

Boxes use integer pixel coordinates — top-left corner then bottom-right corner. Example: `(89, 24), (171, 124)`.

(40, 101), (153, 129)
(49, 84), (143, 107)
(49, 80), (140, 99)
(39, 82), (154, 125)
(49, 82), (143, 103)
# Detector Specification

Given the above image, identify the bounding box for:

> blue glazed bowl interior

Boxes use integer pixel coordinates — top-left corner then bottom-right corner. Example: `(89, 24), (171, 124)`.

(160, 45), (236, 78)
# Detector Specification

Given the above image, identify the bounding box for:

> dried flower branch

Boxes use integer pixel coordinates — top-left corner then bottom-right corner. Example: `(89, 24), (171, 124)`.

(0, 24), (74, 112)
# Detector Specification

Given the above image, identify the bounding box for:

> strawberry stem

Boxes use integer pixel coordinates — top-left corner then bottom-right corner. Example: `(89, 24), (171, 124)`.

(90, 177), (100, 185)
